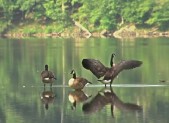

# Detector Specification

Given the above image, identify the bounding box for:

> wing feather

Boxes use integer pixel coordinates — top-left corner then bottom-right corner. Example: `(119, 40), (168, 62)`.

(82, 59), (107, 78)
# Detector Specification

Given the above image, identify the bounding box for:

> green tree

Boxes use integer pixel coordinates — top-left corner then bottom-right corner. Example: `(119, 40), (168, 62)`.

(146, 1), (169, 30)
(0, 0), (169, 33)
(72, 0), (119, 31)
(121, 0), (154, 25)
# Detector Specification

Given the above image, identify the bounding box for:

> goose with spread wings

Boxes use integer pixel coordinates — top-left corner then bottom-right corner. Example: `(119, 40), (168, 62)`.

(82, 53), (142, 86)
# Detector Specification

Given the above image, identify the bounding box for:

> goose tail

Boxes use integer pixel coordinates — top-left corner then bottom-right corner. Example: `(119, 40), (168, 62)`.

(98, 79), (103, 82)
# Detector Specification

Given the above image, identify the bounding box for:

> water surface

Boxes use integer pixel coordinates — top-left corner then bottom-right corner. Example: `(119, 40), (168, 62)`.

(0, 37), (169, 123)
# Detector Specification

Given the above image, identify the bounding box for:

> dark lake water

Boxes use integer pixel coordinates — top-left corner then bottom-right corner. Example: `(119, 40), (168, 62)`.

(0, 37), (169, 123)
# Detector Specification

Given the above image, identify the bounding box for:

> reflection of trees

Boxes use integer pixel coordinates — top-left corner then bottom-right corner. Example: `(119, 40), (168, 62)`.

(0, 38), (169, 122)
(0, 108), (5, 123)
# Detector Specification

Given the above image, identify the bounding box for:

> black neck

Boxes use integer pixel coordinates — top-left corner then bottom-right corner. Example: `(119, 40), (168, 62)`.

(110, 54), (114, 67)
(73, 72), (76, 79)
(45, 65), (48, 71)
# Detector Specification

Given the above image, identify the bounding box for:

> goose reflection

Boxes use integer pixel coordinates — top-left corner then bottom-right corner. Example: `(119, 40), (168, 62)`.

(82, 88), (142, 117)
(41, 88), (56, 110)
(68, 90), (92, 110)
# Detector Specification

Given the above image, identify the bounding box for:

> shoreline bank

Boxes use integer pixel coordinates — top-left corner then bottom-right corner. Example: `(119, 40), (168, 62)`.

(1, 24), (169, 39)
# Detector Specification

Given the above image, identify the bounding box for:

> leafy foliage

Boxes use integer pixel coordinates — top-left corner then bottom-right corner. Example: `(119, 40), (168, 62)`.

(146, 1), (169, 30)
(0, 0), (169, 33)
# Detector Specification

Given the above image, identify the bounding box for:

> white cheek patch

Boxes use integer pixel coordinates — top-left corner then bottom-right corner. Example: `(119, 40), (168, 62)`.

(68, 78), (75, 86)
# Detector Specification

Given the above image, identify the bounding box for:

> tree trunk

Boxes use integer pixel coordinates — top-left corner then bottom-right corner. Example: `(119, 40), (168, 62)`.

(62, 0), (65, 13)
(74, 21), (91, 38)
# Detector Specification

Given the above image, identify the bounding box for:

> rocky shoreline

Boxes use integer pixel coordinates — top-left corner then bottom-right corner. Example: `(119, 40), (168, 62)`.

(1, 25), (169, 39)
(112, 25), (169, 39)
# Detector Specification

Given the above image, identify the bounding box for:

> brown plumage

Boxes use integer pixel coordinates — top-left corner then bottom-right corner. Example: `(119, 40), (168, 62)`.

(41, 64), (56, 87)
(99, 60), (143, 84)
(68, 70), (92, 90)
(82, 53), (142, 86)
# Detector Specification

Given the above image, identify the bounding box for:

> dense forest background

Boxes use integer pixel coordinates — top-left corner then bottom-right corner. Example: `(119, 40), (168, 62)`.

(0, 0), (169, 34)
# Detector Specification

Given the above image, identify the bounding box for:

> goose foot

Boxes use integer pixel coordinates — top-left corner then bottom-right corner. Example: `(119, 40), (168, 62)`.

(110, 83), (112, 88)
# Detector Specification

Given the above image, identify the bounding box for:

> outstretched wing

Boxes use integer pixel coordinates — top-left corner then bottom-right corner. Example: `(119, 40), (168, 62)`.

(115, 60), (142, 70)
(102, 60), (143, 81)
(113, 60), (143, 76)
(82, 59), (108, 79)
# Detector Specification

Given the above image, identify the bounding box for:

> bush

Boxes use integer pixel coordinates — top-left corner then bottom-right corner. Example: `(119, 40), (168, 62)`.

(0, 20), (11, 34)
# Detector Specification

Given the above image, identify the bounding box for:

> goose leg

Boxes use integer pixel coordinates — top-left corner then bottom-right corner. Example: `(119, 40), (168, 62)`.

(110, 80), (113, 88)
(50, 83), (52, 89)
(44, 86), (46, 91)
(50, 87), (53, 91)
(105, 84), (107, 88)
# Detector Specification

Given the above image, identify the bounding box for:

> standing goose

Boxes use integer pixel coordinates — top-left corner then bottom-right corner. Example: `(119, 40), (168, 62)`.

(82, 53), (142, 86)
(68, 69), (92, 90)
(41, 64), (56, 87)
